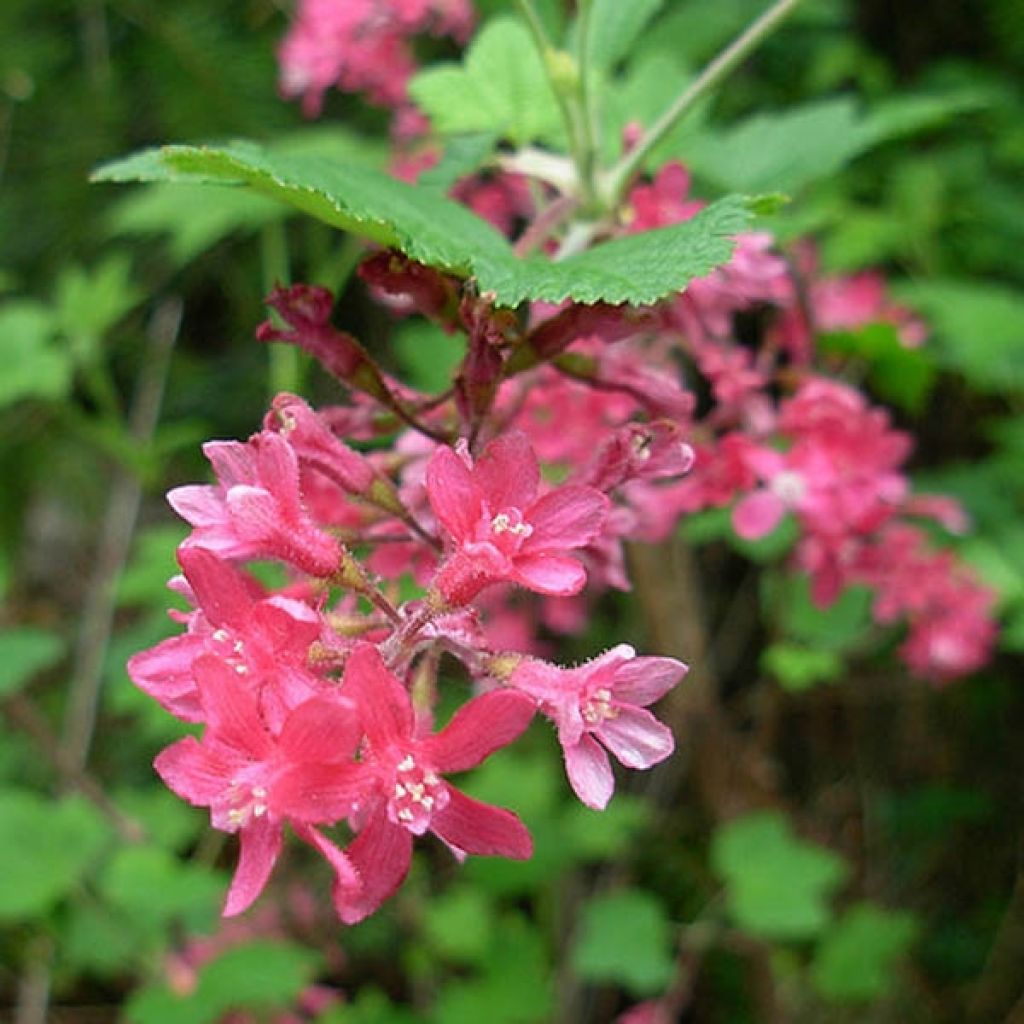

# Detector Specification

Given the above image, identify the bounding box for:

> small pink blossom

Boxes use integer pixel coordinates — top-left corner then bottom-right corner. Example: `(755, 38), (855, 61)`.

(425, 431), (609, 606)
(510, 645), (687, 809)
(168, 432), (342, 578)
(321, 644), (535, 922)
(155, 654), (363, 916)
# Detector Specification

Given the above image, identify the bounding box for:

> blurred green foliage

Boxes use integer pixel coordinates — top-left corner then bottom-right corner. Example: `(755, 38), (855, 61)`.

(0, 0), (1022, 1021)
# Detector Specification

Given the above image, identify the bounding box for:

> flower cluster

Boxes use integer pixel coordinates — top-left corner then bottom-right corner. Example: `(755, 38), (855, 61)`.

(278, 0), (473, 118)
(132, 372), (688, 920)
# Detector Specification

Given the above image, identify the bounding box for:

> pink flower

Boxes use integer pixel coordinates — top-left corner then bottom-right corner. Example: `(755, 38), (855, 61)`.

(154, 654), (364, 916)
(510, 645), (687, 809)
(128, 548), (324, 726)
(425, 432), (609, 606)
(169, 432), (342, 578)
(324, 644), (535, 923)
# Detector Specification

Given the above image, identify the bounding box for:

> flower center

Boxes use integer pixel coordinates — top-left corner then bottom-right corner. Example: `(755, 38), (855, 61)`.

(490, 509), (533, 539)
(581, 687), (619, 727)
(771, 470), (806, 505)
(221, 783), (269, 831)
(388, 753), (448, 835)
(210, 627), (250, 675)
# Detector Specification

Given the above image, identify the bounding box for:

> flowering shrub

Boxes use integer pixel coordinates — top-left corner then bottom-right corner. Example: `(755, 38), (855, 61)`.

(5, 0), (1021, 1021)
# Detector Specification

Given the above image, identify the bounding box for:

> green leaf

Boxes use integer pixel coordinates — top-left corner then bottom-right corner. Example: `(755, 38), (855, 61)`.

(100, 845), (223, 939)
(685, 92), (987, 195)
(54, 254), (142, 363)
(0, 626), (65, 697)
(95, 143), (756, 307)
(0, 790), (111, 920)
(768, 574), (873, 653)
(572, 888), (675, 995)
(125, 941), (318, 1024)
(892, 281), (1024, 393)
(811, 903), (918, 1003)
(762, 643), (843, 692)
(116, 523), (190, 609)
(712, 811), (847, 940)
(409, 18), (561, 146)
(0, 300), (71, 408)
(586, 0), (665, 71)
(420, 885), (494, 965)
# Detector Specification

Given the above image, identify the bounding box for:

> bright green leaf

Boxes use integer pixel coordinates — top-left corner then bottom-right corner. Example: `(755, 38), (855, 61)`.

(0, 300), (71, 408)
(54, 254), (142, 363)
(762, 643), (843, 691)
(421, 885), (494, 965)
(893, 280), (1024, 393)
(811, 903), (918, 1003)
(93, 143), (757, 307)
(409, 18), (561, 146)
(0, 790), (111, 920)
(572, 888), (675, 995)
(712, 811), (847, 940)
(0, 626), (64, 697)
(586, 0), (665, 71)
(767, 574), (873, 653)
(389, 320), (465, 393)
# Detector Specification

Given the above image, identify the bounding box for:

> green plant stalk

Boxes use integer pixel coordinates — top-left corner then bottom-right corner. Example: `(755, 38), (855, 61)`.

(574, 0), (599, 203)
(602, 0), (805, 207)
(513, 0), (597, 210)
(261, 220), (299, 399)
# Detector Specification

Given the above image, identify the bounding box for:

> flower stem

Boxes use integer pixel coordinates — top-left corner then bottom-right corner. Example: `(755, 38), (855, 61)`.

(513, 0), (596, 209)
(602, 0), (804, 207)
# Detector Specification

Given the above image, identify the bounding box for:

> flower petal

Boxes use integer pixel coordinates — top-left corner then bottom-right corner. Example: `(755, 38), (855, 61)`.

(273, 762), (368, 823)
(512, 554), (587, 596)
(474, 431), (539, 512)
(293, 823), (361, 900)
(336, 806), (413, 924)
(223, 816), (282, 916)
(154, 736), (239, 807)
(178, 547), (257, 629)
(342, 643), (413, 751)
(612, 656), (688, 706)
(596, 707), (674, 770)
(564, 734), (615, 810)
(424, 689), (535, 774)
(430, 787), (532, 859)
(193, 654), (273, 759)
(732, 490), (785, 540)
(425, 445), (482, 543)
(278, 696), (361, 763)
(526, 486), (608, 550)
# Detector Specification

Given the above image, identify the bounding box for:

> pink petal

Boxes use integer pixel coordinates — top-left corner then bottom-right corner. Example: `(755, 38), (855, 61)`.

(596, 707), (674, 770)
(473, 432), (539, 512)
(193, 654), (274, 759)
(223, 816), (282, 916)
(425, 445), (482, 543)
(733, 490), (785, 540)
(204, 440), (257, 488)
(154, 736), (239, 806)
(564, 734), (615, 810)
(342, 643), (413, 751)
(166, 485), (224, 530)
(254, 432), (304, 517)
(178, 548), (256, 629)
(336, 806), (413, 924)
(430, 787), (532, 859)
(278, 697), (361, 763)
(512, 553), (587, 596)
(526, 486), (609, 550)
(424, 690), (535, 773)
(612, 656), (688, 707)
(273, 762), (368, 823)
(127, 635), (204, 721)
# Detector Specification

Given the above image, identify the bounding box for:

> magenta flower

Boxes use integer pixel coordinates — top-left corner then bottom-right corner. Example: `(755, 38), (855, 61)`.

(326, 644), (535, 923)
(510, 645), (687, 810)
(425, 432), (609, 606)
(154, 654), (364, 916)
(128, 547), (323, 726)
(168, 431), (342, 578)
